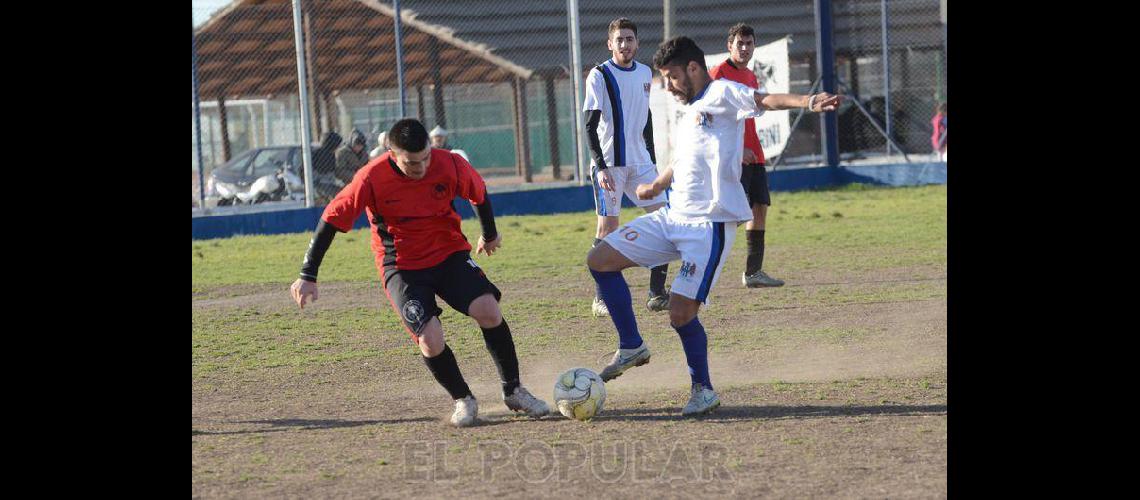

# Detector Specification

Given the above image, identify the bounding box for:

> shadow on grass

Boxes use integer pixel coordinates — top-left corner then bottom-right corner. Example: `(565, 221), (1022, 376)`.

(783, 276), (946, 288)
(591, 403), (946, 423)
(193, 417), (435, 436)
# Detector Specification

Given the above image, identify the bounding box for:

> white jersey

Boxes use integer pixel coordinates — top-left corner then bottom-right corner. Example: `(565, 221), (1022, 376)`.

(583, 59), (655, 168)
(667, 79), (764, 224)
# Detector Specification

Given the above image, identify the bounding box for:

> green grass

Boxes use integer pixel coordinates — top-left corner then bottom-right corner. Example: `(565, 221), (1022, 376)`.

(192, 183), (945, 288)
(193, 184), (945, 378)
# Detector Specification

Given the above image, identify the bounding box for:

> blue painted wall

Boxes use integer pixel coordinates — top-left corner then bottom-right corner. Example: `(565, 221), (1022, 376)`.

(192, 162), (945, 240)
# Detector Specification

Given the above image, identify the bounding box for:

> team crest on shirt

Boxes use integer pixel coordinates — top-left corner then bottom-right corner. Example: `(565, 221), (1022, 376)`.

(679, 261), (698, 278)
(695, 112), (713, 128)
(431, 182), (450, 200)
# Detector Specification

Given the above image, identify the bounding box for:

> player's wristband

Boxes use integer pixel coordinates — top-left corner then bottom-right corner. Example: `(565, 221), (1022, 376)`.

(299, 273), (317, 283)
(807, 94), (818, 112)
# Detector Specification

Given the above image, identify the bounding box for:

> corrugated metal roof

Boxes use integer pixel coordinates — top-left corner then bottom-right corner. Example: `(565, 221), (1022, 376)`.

(194, 0), (943, 99)
(195, 0), (534, 99)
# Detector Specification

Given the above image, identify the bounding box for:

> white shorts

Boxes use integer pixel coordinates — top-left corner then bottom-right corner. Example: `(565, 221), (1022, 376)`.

(591, 163), (666, 217)
(602, 208), (737, 304)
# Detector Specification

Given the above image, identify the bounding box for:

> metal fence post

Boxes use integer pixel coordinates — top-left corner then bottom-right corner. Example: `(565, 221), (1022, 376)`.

(882, 0), (892, 156)
(394, 0), (407, 117)
(292, 0), (316, 207)
(193, 23), (207, 211)
(567, 0), (585, 185)
(815, 0), (840, 167)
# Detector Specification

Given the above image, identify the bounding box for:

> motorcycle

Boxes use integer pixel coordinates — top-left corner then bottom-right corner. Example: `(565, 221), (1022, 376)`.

(229, 161), (309, 205)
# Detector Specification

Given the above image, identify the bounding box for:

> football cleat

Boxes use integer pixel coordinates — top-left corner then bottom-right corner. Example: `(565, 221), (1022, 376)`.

(599, 343), (651, 381)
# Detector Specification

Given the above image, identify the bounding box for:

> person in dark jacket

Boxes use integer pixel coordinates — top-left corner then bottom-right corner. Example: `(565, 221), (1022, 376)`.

(335, 129), (370, 184)
(311, 131), (343, 203)
(313, 131), (342, 177)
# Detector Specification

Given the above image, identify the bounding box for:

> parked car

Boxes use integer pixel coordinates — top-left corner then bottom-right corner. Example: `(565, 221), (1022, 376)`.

(204, 144), (342, 206)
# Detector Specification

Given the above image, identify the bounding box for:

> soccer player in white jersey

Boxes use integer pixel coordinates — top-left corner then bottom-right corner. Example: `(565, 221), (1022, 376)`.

(586, 36), (841, 415)
(583, 18), (670, 317)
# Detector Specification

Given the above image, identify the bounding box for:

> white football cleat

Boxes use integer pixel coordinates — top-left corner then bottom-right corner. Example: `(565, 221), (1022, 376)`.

(450, 395), (478, 427)
(503, 386), (551, 418)
(592, 297), (610, 317)
(682, 383), (721, 416)
(599, 343), (651, 381)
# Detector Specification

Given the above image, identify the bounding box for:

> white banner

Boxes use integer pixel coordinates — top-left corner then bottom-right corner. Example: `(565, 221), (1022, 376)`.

(749, 37), (791, 158)
(649, 37), (792, 164)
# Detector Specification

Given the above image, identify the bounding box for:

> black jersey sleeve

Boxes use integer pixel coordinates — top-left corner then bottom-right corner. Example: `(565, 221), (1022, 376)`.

(643, 109), (656, 165)
(474, 197), (498, 241)
(585, 109), (607, 170)
(299, 219), (339, 282)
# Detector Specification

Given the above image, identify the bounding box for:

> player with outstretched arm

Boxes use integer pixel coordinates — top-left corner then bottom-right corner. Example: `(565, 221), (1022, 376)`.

(586, 37), (842, 415)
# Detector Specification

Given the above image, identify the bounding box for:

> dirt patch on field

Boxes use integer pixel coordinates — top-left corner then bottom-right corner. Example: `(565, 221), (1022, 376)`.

(194, 264), (945, 497)
(193, 375), (945, 498)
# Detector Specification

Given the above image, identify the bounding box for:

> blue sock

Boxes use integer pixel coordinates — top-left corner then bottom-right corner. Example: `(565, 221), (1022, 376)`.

(589, 269), (643, 349)
(674, 316), (711, 389)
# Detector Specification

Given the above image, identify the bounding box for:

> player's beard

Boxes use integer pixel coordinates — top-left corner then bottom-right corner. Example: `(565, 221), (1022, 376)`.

(670, 72), (694, 102)
(614, 49), (635, 66)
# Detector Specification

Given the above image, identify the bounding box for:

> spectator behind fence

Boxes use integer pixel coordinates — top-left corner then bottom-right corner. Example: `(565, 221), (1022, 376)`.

(314, 131), (342, 178)
(369, 131), (388, 159)
(430, 126), (452, 150)
(931, 102), (946, 162)
(335, 129), (370, 185)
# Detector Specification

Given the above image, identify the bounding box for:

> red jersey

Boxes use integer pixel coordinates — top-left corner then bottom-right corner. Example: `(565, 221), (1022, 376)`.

(321, 148), (487, 271)
(709, 59), (766, 165)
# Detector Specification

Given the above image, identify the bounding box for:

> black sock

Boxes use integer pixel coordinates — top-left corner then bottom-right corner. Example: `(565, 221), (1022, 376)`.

(593, 238), (603, 299)
(649, 263), (668, 297)
(481, 319), (520, 397)
(745, 230), (765, 275)
(422, 345), (473, 400)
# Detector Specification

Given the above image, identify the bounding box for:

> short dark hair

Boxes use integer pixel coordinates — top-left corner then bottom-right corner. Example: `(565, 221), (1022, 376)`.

(727, 23), (755, 43)
(388, 119), (429, 152)
(653, 36), (706, 72)
(608, 18), (637, 38)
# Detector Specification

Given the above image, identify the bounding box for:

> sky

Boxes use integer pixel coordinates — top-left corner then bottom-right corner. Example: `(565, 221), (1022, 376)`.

(193, 0), (232, 27)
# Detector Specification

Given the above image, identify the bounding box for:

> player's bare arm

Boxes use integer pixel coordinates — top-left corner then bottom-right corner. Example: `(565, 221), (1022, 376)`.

(636, 164), (674, 200)
(742, 148), (758, 165)
(596, 168), (616, 192)
(290, 279), (318, 309)
(755, 91), (842, 112)
(477, 234), (502, 256)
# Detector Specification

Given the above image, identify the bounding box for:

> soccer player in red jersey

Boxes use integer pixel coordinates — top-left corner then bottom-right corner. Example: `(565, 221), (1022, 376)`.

(288, 119), (550, 427)
(708, 23), (785, 288)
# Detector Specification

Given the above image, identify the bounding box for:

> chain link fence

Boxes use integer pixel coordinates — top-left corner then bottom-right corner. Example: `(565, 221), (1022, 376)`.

(193, 0), (946, 210)
(832, 0), (947, 163)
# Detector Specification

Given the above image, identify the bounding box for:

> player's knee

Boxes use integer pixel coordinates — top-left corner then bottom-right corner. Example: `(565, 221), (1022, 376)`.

(670, 309), (697, 328)
(668, 296), (700, 327)
(467, 294), (502, 327)
(417, 322), (446, 357)
(587, 243), (613, 271)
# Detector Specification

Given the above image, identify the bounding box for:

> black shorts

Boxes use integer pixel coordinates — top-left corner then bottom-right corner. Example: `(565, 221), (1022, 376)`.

(382, 251), (502, 340)
(740, 163), (771, 206)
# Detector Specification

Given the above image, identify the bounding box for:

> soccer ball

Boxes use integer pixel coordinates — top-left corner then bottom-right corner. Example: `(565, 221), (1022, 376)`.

(553, 367), (606, 421)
